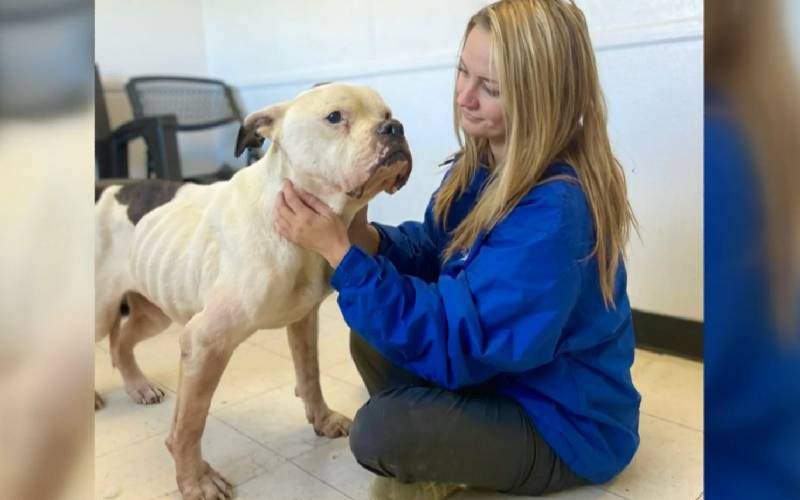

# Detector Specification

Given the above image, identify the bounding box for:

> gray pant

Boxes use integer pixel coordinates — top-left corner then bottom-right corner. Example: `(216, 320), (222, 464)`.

(348, 332), (589, 496)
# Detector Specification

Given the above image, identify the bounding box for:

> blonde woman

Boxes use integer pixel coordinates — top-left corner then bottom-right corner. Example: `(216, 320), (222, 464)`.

(276, 0), (639, 496)
(705, 0), (800, 498)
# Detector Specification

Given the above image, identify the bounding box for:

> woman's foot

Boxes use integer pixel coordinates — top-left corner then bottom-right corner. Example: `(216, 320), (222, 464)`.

(369, 476), (464, 500)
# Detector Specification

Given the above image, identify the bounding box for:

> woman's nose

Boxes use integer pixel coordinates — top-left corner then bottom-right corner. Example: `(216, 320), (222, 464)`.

(457, 81), (478, 109)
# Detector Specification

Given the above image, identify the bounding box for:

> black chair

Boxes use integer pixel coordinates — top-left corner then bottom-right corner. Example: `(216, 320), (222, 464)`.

(125, 76), (262, 184)
(95, 66), (182, 181)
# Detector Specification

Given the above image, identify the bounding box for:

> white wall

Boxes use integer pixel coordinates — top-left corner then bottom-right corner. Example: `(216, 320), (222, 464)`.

(95, 0), (705, 321)
(95, 0), (228, 178)
(198, 0), (704, 321)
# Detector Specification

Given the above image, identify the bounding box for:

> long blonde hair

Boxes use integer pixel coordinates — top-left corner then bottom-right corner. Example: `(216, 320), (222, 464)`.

(434, 0), (635, 307)
(706, 0), (800, 335)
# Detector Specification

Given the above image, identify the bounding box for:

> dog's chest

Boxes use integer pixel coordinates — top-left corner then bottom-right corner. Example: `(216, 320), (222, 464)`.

(249, 249), (332, 328)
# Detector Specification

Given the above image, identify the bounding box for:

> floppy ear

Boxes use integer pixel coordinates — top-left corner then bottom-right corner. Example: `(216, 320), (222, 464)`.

(234, 102), (288, 158)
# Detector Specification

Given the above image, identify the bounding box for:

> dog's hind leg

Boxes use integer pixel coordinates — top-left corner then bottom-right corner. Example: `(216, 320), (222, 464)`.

(95, 294), (123, 410)
(110, 292), (171, 404)
(287, 305), (352, 438)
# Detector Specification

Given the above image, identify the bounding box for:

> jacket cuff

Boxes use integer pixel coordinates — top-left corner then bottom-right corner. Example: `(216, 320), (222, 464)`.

(370, 222), (393, 255)
(330, 245), (376, 290)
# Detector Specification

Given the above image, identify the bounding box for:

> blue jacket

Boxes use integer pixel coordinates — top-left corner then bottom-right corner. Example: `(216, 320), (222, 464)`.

(705, 89), (800, 499)
(330, 160), (640, 484)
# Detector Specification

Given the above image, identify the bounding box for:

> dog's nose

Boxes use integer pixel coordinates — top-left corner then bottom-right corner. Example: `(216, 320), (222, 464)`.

(378, 119), (405, 138)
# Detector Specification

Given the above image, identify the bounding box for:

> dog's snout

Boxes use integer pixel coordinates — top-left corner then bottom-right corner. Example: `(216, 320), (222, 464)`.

(378, 119), (405, 138)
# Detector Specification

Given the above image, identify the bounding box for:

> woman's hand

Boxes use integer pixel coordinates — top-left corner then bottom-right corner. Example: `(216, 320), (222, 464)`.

(274, 180), (351, 269)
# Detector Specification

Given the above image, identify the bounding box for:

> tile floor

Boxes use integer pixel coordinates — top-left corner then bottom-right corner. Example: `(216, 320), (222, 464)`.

(95, 294), (703, 500)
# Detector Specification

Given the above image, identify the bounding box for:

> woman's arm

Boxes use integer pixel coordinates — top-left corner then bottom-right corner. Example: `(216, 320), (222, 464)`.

(349, 201), (444, 283)
(275, 180), (442, 281)
(332, 181), (589, 389)
(347, 206), (381, 256)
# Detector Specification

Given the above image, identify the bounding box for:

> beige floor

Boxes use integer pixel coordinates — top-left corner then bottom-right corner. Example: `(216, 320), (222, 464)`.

(94, 294), (703, 500)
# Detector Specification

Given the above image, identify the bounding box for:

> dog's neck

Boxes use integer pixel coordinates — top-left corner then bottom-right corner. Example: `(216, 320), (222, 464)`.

(259, 146), (363, 226)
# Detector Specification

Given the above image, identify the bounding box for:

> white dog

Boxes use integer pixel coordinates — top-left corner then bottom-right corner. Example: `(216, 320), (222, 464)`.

(94, 82), (412, 500)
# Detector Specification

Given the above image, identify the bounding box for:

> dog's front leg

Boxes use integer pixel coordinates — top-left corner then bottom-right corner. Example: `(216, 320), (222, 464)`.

(165, 305), (238, 500)
(286, 305), (351, 438)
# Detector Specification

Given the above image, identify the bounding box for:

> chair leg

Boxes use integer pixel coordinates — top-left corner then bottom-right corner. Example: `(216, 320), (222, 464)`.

(143, 117), (183, 181)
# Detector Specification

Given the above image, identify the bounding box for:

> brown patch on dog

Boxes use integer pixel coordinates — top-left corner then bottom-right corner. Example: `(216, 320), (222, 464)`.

(115, 180), (184, 225)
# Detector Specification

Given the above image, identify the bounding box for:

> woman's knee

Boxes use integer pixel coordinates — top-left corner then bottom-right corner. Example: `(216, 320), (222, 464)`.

(350, 396), (396, 462)
(349, 390), (422, 478)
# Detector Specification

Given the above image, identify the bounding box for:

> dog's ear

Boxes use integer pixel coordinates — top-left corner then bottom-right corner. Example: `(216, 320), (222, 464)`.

(235, 102), (288, 158)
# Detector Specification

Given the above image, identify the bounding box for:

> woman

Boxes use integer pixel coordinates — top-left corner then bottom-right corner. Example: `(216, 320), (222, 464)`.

(276, 0), (640, 497)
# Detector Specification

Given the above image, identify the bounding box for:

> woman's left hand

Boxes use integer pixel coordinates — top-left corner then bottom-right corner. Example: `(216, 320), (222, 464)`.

(274, 179), (351, 269)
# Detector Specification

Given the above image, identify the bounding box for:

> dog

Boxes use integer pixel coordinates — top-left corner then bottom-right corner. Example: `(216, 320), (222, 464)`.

(94, 82), (412, 499)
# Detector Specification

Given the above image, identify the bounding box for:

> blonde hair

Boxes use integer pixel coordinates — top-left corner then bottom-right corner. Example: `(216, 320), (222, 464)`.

(434, 0), (635, 307)
(706, 0), (800, 335)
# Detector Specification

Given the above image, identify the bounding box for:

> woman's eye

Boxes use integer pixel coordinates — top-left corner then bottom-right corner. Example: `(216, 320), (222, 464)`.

(326, 111), (342, 124)
(483, 85), (499, 97)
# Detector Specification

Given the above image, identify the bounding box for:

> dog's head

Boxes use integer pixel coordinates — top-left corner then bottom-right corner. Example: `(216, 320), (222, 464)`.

(235, 83), (412, 202)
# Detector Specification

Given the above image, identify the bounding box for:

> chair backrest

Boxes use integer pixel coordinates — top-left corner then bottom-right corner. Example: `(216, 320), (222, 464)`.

(126, 76), (244, 131)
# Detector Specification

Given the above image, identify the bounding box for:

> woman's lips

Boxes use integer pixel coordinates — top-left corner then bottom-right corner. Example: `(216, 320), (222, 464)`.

(461, 110), (480, 122)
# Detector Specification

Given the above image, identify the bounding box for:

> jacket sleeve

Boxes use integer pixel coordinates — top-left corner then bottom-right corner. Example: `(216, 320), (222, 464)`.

(331, 182), (587, 389)
(370, 199), (442, 283)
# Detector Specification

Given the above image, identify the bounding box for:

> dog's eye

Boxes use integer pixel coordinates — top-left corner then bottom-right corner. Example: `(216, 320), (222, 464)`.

(326, 111), (342, 124)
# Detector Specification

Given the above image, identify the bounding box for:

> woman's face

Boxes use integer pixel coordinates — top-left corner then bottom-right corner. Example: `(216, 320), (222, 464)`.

(456, 26), (506, 144)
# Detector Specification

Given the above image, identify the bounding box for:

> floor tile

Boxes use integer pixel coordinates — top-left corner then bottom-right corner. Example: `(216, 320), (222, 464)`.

(95, 417), (284, 500)
(235, 461), (351, 499)
(94, 384), (176, 457)
(209, 344), (299, 411)
(601, 413), (703, 500)
(213, 376), (369, 460)
(247, 316), (353, 372)
(325, 358), (366, 388)
(631, 350), (703, 431)
(95, 346), (177, 457)
(292, 438), (375, 500)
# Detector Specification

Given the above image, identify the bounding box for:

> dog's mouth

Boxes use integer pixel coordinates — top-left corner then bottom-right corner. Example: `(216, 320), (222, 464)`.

(379, 149), (410, 168)
(378, 149), (412, 193)
(347, 147), (412, 199)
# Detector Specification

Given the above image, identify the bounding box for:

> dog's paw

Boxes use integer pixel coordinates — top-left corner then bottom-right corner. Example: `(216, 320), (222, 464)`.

(179, 462), (234, 500)
(125, 379), (166, 405)
(95, 391), (105, 411)
(314, 410), (352, 438)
